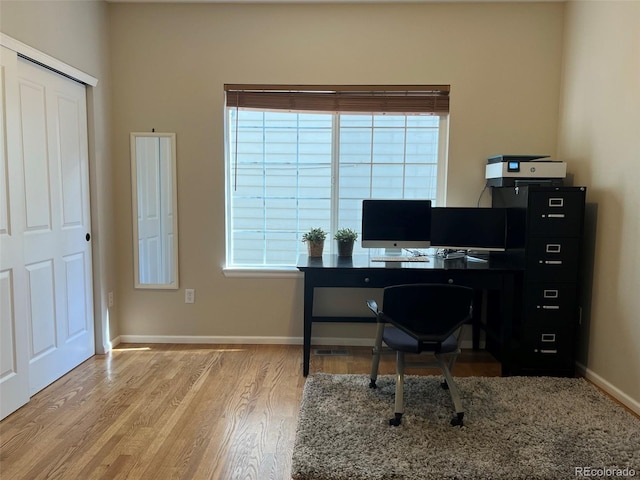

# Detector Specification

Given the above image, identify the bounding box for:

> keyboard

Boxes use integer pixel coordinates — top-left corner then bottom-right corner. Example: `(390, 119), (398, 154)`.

(371, 255), (430, 263)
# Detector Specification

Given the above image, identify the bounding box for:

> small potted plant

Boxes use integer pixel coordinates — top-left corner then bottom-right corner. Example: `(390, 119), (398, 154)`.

(334, 228), (358, 257)
(302, 227), (327, 257)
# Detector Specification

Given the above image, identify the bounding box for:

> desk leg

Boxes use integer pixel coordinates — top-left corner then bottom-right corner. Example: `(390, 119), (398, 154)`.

(302, 277), (314, 376)
(472, 289), (484, 350)
(500, 275), (515, 376)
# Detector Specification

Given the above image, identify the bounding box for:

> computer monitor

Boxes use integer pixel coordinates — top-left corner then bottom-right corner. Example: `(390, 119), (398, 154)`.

(431, 207), (507, 252)
(361, 199), (432, 254)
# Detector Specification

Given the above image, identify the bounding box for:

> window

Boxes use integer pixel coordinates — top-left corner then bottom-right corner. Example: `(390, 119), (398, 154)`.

(224, 85), (449, 269)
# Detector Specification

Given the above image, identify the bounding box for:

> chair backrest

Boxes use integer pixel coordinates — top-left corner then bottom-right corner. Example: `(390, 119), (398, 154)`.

(381, 284), (473, 341)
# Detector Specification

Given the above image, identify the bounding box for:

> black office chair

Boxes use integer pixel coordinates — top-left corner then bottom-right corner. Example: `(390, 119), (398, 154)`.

(367, 283), (473, 427)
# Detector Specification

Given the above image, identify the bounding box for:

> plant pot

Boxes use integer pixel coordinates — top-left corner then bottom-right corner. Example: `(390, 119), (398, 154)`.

(337, 240), (354, 257)
(307, 240), (325, 258)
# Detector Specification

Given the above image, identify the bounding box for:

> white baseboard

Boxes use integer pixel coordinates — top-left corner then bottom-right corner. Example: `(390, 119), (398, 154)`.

(117, 335), (300, 345)
(115, 334), (378, 347)
(576, 361), (640, 416)
(111, 335), (482, 350)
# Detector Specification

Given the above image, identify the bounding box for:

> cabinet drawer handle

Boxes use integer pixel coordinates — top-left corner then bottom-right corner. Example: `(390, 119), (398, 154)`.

(542, 305), (560, 310)
(543, 289), (559, 298)
(364, 277), (370, 283)
(549, 198), (564, 207)
(547, 213), (565, 218)
(541, 333), (556, 342)
(540, 349), (558, 354)
(546, 244), (561, 253)
(543, 260), (563, 265)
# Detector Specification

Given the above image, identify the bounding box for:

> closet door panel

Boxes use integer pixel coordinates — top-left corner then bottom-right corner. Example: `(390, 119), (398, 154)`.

(25, 260), (57, 358)
(18, 79), (51, 230)
(17, 58), (94, 396)
(64, 252), (89, 338)
(0, 46), (30, 419)
(58, 95), (85, 226)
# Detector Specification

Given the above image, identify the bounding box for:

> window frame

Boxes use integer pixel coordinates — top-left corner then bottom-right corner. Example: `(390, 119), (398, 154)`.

(222, 85), (450, 275)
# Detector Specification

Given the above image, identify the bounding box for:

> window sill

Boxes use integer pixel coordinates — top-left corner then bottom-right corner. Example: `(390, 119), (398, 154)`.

(222, 266), (303, 279)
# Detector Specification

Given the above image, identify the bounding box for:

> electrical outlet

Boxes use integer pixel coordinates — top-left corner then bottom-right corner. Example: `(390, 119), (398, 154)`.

(108, 291), (114, 307)
(185, 288), (195, 304)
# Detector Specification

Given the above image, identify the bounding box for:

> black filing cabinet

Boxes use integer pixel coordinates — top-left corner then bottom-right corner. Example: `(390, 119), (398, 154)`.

(493, 185), (586, 376)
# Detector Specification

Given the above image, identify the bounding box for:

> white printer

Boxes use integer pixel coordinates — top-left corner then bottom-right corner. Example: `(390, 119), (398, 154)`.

(485, 155), (566, 187)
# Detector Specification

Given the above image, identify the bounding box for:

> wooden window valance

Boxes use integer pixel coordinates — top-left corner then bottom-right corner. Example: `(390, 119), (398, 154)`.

(224, 84), (450, 114)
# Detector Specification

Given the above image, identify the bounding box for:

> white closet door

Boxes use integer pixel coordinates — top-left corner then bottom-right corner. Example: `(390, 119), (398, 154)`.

(0, 46), (30, 419)
(17, 58), (95, 396)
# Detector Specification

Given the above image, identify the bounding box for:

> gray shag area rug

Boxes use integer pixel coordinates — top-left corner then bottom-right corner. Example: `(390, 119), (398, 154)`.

(291, 374), (640, 480)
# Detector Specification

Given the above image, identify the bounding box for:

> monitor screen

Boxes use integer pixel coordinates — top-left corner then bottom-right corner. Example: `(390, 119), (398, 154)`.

(361, 199), (432, 251)
(431, 207), (507, 252)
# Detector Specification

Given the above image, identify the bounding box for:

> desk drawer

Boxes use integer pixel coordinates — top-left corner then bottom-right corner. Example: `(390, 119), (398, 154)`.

(304, 268), (504, 290)
(525, 237), (581, 282)
(440, 271), (504, 290)
(320, 269), (446, 288)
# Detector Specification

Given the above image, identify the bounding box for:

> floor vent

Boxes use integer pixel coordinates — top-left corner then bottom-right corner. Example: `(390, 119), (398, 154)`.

(313, 349), (351, 356)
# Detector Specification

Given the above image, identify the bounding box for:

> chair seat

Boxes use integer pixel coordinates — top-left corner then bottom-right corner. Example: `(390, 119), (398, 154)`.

(383, 326), (458, 354)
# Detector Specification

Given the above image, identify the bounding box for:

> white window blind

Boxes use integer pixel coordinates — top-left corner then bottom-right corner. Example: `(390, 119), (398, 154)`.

(224, 85), (449, 268)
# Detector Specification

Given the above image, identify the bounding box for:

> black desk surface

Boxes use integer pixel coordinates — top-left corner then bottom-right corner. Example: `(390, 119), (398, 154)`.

(297, 252), (524, 272)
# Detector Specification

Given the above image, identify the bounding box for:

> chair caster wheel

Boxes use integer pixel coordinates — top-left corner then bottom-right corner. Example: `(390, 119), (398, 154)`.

(389, 414), (402, 426)
(369, 380), (377, 389)
(450, 413), (464, 427)
(441, 381), (449, 390)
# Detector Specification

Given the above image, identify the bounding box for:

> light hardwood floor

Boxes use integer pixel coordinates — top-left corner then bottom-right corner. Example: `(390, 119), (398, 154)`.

(0, 344), (500, 480)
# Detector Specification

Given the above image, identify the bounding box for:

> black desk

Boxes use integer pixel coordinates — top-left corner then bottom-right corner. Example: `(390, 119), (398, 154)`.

(297, 253), (524, 376)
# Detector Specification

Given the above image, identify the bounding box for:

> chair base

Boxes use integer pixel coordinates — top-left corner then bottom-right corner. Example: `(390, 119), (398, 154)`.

(388, 412), (463, 427)
(389, 410), (464, 427)
(369, 348), (465, 427)
(390, 413), (402, 426)
(451, 412), (464, 427)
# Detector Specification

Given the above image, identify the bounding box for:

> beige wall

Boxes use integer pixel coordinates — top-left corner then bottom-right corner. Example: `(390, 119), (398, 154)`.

(558, 1), (640, 409)
(1, 0), (637, 415)
(0, 0), (116, 349)
(108, 1), (564, 341)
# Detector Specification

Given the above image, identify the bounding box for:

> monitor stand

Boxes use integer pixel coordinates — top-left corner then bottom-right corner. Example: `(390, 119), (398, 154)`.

(384, 247), (403, 256)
